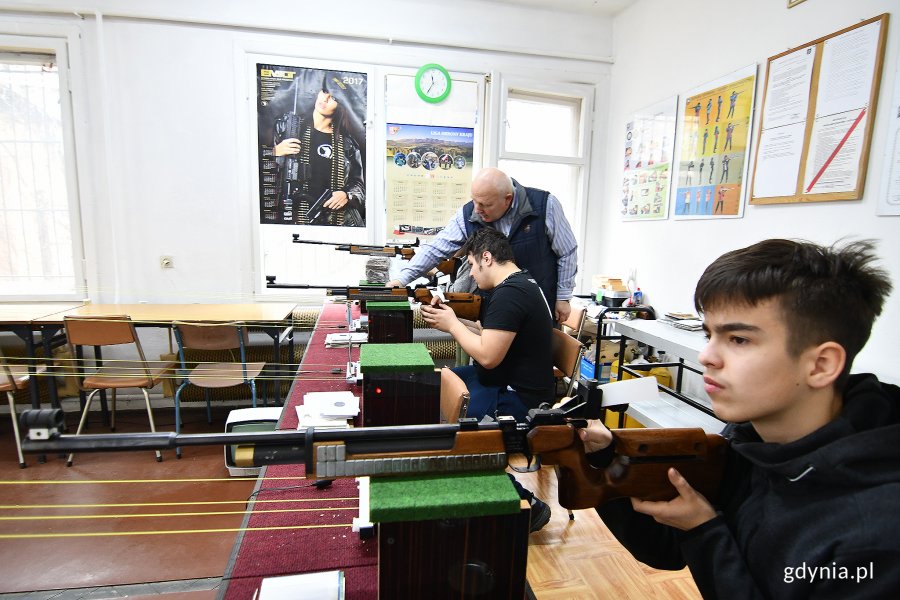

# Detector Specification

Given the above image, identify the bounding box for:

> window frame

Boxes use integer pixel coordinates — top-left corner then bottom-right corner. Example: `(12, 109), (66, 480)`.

(0, 34), (85, 301)
(494, 76), (594, 250)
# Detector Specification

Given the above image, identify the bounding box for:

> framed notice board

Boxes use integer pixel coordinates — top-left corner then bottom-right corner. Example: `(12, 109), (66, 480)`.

(750, 14), (888, 204)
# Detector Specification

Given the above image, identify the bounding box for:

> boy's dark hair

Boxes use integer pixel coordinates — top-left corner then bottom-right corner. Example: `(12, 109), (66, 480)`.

(461, 228), (515, 263)
(694, 239), (892, 389)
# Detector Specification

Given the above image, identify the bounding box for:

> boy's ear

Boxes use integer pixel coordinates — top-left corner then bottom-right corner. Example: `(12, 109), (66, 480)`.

(806, 341), (846, 389)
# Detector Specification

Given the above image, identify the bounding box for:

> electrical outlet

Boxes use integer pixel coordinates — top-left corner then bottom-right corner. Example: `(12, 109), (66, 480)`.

(160, 256), (174, 269)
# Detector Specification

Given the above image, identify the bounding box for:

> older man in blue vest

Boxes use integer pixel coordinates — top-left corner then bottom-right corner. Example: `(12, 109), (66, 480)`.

(387, 167), (578, 323)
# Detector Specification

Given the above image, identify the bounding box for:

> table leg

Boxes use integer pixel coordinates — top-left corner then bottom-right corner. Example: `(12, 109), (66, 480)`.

(40, 325), (64, 409)
(8, 326), (42, 409)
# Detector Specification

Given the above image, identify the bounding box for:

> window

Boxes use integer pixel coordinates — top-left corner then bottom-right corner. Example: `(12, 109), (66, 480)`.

(0, 45), (83, 299)
(497, 84), (593, 235)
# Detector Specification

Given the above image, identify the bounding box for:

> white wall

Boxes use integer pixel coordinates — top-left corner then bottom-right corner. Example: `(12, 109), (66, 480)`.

(0, 0), (613, 306)
(601, 0), (900, 383)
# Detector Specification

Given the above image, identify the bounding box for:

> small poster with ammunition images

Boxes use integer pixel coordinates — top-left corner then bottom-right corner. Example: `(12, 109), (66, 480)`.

(385, 123), (474, 240)
(257, 63), (367, 227)
(621, 96), (677, 221)
(673, 64), (756, 220)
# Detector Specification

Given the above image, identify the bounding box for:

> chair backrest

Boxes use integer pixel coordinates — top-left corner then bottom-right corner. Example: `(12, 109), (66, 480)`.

(65, 315), (139, 347)
(561, 306), (586, 340)
(439, 367), (470, 424)
(174, 322), (249, 351)
(63, 315), (151, 384)
(551, 328), (584, 397)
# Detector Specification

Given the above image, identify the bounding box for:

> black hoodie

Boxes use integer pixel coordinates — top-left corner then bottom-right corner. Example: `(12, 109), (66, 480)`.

(596, 374), (900, 599)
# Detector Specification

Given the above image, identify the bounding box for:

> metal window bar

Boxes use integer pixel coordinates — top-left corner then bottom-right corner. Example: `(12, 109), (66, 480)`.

(0, 56), (77, 296)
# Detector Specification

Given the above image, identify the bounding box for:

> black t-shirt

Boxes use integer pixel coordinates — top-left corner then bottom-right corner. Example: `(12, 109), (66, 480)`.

(475, 269), (554, 407)
(308, 127), (333, 201)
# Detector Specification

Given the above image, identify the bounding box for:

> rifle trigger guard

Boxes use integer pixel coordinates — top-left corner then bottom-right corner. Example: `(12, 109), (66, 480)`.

(509, 454), (542, 474)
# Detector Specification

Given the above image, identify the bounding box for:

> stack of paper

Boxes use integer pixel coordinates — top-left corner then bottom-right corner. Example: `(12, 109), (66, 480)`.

(664, 311), (700, 320)
(296, 391), (359, 428)
(668, 319), (704, 331)
(256, 569), (344, 599)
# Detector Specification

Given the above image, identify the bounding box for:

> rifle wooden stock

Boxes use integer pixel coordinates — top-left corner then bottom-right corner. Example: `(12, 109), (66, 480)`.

(412, 289), (482, 321)
(435, 257), (459, 276)
(530, 426), (727, 510)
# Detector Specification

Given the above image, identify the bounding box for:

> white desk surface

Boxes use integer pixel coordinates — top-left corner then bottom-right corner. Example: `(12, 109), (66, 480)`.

(608, 319), (724, 432)
(612, 318), (706, 364)
(626, 392), (725, 434)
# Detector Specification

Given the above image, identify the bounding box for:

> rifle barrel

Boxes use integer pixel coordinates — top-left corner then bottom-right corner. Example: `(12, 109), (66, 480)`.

(22, 421), (474, 455)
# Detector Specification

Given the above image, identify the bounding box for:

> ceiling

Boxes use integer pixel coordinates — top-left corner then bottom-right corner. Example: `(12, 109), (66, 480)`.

(474, 0), (636, 17)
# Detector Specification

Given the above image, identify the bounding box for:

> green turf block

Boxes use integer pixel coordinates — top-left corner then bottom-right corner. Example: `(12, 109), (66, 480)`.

(369, 470), (520, 523)
(366, 301), (411, 312)
(360, 343), (434, 373)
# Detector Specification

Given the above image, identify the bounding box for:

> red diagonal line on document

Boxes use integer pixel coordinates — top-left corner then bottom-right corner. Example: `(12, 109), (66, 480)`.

(805, 108), (867, 193)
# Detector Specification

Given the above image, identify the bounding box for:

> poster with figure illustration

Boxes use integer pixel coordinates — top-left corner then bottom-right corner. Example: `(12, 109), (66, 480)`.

(385, 123), (474, 239)
(621, 96), (677, 221)
(673, 64), (756, 220)
(257, 64), (368, 226)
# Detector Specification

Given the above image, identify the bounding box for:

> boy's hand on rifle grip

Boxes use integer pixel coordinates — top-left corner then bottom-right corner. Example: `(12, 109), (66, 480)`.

(421, 301), (460, 334)
(630, 468), (717, 531)
(578, 420), (614, 453)
(274, 138), (301, 156)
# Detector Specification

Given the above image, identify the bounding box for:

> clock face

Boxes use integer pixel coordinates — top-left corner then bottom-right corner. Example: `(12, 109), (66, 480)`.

(415, 64), (451, 103)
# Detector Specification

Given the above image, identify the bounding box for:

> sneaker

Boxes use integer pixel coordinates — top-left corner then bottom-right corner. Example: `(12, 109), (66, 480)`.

(529, 497), (551, 533)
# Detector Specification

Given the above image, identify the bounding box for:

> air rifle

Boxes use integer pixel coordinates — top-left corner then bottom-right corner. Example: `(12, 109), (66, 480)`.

(20, 408), (726, 509)
(290, 235), (459, 278)
(292, 235), (421, 259)
(265, 277), (482, 321)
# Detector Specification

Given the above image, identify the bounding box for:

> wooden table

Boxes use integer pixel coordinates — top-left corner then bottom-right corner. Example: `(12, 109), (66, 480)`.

(46, 303), (300, 405)
(0, 303), (85, 408)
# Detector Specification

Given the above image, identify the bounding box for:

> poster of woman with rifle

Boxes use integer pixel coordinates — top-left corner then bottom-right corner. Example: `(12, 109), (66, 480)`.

(257, 64), (367, 226)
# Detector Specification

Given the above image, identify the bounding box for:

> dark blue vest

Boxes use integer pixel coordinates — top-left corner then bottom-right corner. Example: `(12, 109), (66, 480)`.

(463, 185), (558, 307)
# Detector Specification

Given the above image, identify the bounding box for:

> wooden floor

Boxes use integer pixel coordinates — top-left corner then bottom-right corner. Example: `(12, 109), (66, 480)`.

(0, 404), (700, 599)
(517, 464), (701, 600)
(0, 403), (256, 597)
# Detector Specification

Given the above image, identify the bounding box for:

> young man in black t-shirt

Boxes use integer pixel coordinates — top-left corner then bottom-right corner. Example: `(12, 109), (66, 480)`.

(421, 228), (555, 533)
(420, 228), (554, 421)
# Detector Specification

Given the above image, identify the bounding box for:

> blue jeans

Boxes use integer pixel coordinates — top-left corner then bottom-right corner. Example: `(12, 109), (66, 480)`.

(450, 365), (538, 503)
(451, 365), (530, 422)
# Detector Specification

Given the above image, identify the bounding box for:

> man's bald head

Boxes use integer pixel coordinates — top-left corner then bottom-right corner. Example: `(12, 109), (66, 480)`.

(470, 168), (514, 222)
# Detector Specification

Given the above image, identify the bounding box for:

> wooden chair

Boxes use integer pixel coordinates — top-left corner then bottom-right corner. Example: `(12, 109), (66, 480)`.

(439, 367), (470, 424)
(551, 328), (585, 399)
(64, 315), (174, 466)
(550, 328), (585, 521)
(0, 349), (47, 468)
(172, 322), (265, 457)
(561, 306), (587, 341)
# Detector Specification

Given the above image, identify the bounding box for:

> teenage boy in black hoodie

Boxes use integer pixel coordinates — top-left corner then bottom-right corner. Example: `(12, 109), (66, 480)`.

(579, 239), (899, 599)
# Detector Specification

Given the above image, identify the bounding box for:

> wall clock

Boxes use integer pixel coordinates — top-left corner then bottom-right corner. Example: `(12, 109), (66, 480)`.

(414, 63), (452, 104)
